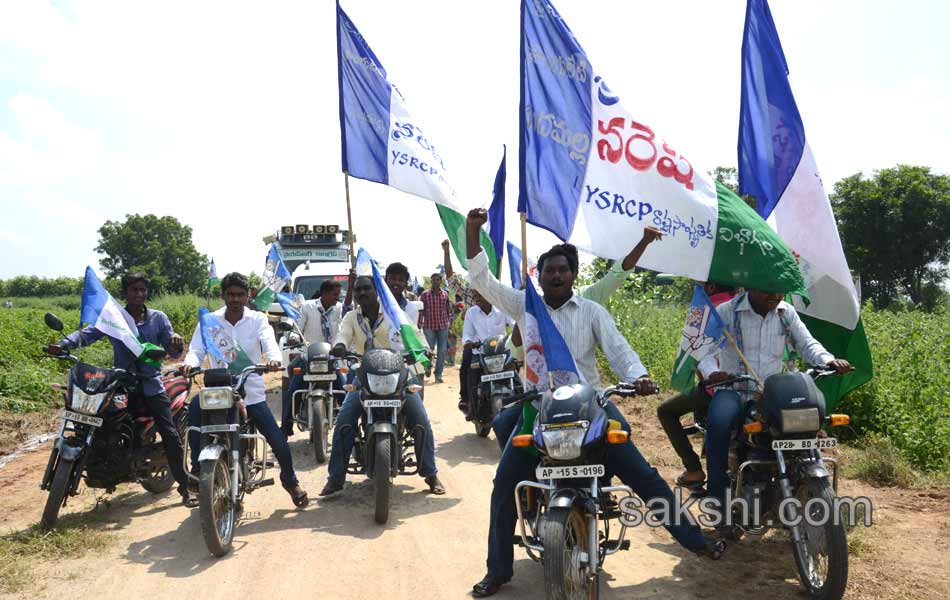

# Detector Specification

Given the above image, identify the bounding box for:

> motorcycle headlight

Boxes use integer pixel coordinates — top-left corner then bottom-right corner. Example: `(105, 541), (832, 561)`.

(483, 355), (506, 373)
(366, 373), (400, 396)
(541, 426), (587, 460)
(309, 360), (330, 373)
(781, 408), (820, 433)
(199, 387), (234, 410)
(69, 386), (108, 414)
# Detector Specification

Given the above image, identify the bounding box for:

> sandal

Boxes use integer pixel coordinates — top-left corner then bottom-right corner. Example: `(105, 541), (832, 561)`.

(424, 475), (446, 495)
(285, 483), (310, 508)
(675, 471), (706, 488)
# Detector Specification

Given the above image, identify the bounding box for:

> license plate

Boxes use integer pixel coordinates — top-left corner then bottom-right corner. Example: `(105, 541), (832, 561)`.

(62, 410), (103, 428)
(536, 464), (606, 480)
(304, 374), (337, 381)
(363, 399), (402, 408)
(481, 370), (515, 383)
(201, 424), (238, 433)
(771, 438), (837, 451)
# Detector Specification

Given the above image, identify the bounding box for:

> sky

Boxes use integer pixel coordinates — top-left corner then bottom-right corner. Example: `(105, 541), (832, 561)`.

(1, 0), (948, 283)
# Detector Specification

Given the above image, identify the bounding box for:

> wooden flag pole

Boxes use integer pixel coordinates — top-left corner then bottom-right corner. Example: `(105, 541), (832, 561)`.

(344, 171), (356, 269)
(520, 212), (528, 289)
(723, 328), (763, 388)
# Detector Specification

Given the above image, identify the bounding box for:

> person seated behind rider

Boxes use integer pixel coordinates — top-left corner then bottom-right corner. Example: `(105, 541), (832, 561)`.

(320, 274), (446, 496)
(50, 272), (191, 503)
(458, 290), (514, 418)
(384, 262), (421, 328)
(698, 289), (852, 523)
(490, 225), (665, 449)
(182, 272), (309, 507)
(281, 278), (347, 437)
(463, 209), (723, 597)
(656, 281), (736, 488)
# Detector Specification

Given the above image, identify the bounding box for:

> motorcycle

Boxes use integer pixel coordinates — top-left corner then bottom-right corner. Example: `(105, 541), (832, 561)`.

(340, 348), (425, 524)
(510, 382), (646, 600)
(183, 364), (278, 557)
(289, 340), (347, 464)
(38, 312), (189, 530)
(467, 334), (523, 438)
(694, 366), (852, 600)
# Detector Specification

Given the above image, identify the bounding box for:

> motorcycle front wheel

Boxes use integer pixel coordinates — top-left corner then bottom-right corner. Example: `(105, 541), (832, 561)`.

(542, 506), (599, 600)
(140, 465), (174, 494)
(373, 436), (391, 525)
(311, 398), (328, 464)
(791, 478), (848, 600)
(199, 455), (235, 557)
(41, 456), (75, 531)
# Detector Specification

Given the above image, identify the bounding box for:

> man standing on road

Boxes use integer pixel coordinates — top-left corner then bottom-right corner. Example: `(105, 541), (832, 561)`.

(419, 273), (451, 383)
(53, 272), (191, 504)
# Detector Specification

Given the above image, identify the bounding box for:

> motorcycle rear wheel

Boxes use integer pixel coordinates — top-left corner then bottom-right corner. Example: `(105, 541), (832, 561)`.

(140, 466), (174, 494)
(542, 506), (598, 600)
(311, 399), (329, 464)
(41, 457), (75, 531)
(199, 456), (235, 557)
(474, 422), (492, 437)
(373, 436), (391, 525)
(791, 478), (848, 600)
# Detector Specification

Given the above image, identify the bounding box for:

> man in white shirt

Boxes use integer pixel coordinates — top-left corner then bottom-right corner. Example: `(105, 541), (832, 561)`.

(458, 290), (514, 418)
(697, 289), (851, 514)
(463, 210), (721, 597)
(319, 275), (445, 496)
(384, 262), (422, 327)
(182, 272), (308, 507)
(281, 279), (345, 437)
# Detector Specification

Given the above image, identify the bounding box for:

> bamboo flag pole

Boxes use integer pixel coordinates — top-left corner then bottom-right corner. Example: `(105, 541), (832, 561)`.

(520, 212), (528, 289)
(344, 171), (356, 269)
(723, 328), (763, 389)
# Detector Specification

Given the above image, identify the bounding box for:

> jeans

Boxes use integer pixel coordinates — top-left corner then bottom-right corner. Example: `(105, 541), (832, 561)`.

(459, 347), (477, 413)
(491, 403), (521, 451)
(282, 357), (346, 430)
(657, 385), (710, 473)
(485, 400), (706, 580)
(423, 329), (449, 378)
(188, 400), (299, 488)
(327, 379), (438, 483)
(705, 389), (746, 508)
(142, 391), (189, 493)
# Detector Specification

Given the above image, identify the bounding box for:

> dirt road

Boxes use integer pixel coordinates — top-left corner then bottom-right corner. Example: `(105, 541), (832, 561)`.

(1, 368), (947, 599)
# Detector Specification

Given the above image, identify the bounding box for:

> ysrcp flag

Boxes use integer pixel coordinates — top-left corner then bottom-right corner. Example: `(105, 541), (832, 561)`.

(738, 0), (871, 406)
(254, 244), (291, 311)
(276, 292), (305, 321)
(198, 307), (253, 374)
(523, 278), (581, 391)
(79, 266), (144, 358)
(337, 2), (475, 215)
(506, 242), (538, 290)
(671, 286), (727, 392)
(519, 0), (805, 295)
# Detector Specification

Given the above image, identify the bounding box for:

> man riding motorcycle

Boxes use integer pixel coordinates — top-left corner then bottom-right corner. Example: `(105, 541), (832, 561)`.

(697, 289), (852, 520)
(458, 290), (514, 418)
(319, 275), (446, 496)
(49, 272), (191, 503)
(182, 272), (309, 507)
(463, 209), (723, 597)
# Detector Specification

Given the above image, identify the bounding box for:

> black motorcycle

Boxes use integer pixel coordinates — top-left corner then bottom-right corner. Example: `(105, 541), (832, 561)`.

(696, 366), (852, 600)
(510, 382), (646, 600)
(340, 348), (425, 524)
(289, 341), (346, 464)
(39, 313), (188, 530)
(184, 364), (279, 557)
(467, 334), (523, 438)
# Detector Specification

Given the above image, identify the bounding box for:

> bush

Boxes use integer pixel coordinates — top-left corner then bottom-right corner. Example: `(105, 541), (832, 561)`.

(844, 433), (920, 487)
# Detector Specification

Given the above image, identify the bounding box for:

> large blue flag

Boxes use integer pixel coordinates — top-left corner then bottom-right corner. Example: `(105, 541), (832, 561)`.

(738, 0), (871, 405)
(336, 1), (477, 215)
(275, 292), (304, 321)
(488, 146), (506, 261)
(522, 278), (581, 391)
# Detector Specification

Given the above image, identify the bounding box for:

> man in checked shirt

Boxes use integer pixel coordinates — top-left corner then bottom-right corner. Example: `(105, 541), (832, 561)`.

(418, 272), (452, 383)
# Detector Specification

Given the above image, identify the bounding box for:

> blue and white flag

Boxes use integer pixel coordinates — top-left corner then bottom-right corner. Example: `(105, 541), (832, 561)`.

(355, 248), (430, 367)
(337, 2), (477, 215)
(198, 306), (253, 373)
(671, 285), (727, 392)
(738, 0), (871, 404)
(80, 266), (144, 357)
(522, 278), (581, 391)
(253, 244), (292, 310)
(506, 241), (538, 290)
(276, 292), (305, 321)
(488, 146), (507, 260)
(517, 0), (806, 296)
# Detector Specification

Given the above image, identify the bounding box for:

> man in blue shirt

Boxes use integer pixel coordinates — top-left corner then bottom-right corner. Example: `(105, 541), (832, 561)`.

(56, 272), (190, 502)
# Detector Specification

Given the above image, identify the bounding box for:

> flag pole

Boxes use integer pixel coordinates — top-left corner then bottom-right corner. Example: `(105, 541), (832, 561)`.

(344, 171), (356, 269)
(520, 212), (528, 289)
(723, 329), (763, 388)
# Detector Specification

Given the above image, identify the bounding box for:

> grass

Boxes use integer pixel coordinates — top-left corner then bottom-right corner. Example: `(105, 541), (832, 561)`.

(0, 513), (114, 594)
(843, 433), (920, 488)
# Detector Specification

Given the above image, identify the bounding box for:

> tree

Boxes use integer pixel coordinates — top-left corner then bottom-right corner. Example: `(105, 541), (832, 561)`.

(831, 165), (950, 309)
(709, 166), (757, 209)
(96, 214), (208, 295)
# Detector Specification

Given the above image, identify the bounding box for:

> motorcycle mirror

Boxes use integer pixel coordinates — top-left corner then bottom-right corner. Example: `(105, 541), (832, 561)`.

(44, 312), (64, 332)
(144, 348), (167, 361)
(277, 321), (294, 332)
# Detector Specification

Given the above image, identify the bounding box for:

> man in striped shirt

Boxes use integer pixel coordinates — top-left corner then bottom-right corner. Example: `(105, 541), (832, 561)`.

(463, 210), (723, 597)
